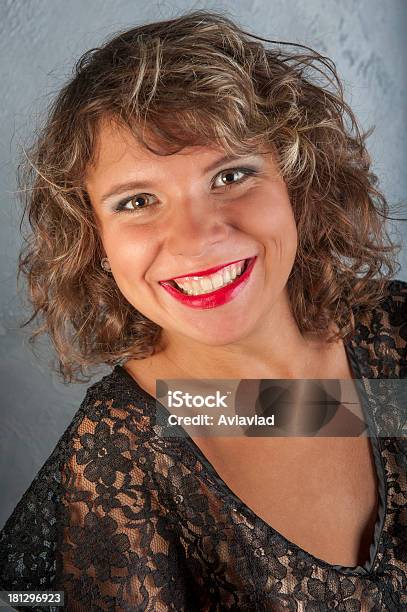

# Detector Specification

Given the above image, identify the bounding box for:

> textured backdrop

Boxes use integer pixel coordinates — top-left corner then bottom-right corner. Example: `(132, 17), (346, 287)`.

(0, 0), (406, 527)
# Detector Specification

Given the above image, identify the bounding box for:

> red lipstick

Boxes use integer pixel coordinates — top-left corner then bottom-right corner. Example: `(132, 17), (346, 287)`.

(160, 258), (248, 282)
(159, 256), (257, 309)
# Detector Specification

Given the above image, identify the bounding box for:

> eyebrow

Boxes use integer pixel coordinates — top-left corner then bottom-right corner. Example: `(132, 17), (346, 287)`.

(99, 153), (258, 206)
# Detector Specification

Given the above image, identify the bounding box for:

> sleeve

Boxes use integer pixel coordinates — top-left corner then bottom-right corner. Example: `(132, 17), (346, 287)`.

(0, 438), (65, 611)
(0, 398), (193, 612)
(54, 405), (192, 611)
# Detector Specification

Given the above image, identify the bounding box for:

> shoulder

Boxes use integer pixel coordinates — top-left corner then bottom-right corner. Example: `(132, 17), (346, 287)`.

(370, 277), (407, 309)
(0, 365), (168, 538)
(386, 278), (407, 296)
(353, 277), (407, 335)
(350, 278), (407, 378)
(372, 278), (407, 347)
(59, 366), (200, 491)
(60, 366), (169, 481)
(57, 365), (163, 451)
(0, 367), (194, 598)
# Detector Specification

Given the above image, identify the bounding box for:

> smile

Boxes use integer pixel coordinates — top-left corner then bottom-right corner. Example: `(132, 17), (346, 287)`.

(159, 256), (257, 309)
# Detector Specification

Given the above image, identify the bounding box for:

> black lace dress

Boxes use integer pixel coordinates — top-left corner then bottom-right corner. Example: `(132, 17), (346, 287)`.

(0, 279), (406, 611)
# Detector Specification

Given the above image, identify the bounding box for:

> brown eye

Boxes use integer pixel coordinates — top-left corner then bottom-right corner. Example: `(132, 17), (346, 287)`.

(212, 168), (256, 189)
(114, 193), (157, 213)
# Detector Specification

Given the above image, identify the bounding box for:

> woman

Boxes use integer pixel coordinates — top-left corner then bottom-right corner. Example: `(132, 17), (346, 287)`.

(0, 9), (406, 611)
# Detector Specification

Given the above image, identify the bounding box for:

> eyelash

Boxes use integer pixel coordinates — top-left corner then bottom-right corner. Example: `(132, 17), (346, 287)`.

(113, 167), (259, 214)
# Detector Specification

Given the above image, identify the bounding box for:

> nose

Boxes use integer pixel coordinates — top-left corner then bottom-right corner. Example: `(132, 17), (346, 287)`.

(164, 199), (230, 258)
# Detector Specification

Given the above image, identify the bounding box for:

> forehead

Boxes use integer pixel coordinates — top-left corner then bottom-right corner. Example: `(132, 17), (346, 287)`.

(86, 117), (222, 180)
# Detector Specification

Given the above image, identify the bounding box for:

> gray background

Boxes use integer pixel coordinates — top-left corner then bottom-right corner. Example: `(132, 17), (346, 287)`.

(0, 0), (406, 528)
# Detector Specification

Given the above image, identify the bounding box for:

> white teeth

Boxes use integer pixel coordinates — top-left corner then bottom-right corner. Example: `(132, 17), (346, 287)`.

(192, 280), (201, 295)
(223, 267), (232, 283)
(211, 273), (225, 290)
(200, 277), (213, 292)
(173, 259), (248, 295)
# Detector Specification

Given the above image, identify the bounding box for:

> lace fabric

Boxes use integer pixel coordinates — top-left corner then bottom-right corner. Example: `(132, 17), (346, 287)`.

(0, 279), (406, 611)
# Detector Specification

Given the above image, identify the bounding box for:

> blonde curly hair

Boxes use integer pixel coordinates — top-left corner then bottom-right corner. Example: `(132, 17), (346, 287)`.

(17, 9), (402, 383)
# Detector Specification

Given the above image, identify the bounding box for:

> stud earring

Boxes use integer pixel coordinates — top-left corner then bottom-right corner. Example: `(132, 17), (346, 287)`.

(101, 257), (111, 271)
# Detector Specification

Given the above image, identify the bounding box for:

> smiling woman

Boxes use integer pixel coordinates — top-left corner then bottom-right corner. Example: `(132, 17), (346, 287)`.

(0, 8), (406, 612)
(86, 124), (299, 325)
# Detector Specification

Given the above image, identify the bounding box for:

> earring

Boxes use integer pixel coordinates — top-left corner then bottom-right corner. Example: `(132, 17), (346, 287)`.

(101, 257), (111, 271)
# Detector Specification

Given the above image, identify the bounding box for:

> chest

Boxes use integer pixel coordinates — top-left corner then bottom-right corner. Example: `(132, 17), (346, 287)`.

(192, 435), (379, 568)
(124, 343), (380, 568)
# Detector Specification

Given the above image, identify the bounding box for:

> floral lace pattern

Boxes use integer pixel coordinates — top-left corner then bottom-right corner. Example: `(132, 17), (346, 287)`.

(0, 279), (406, 611)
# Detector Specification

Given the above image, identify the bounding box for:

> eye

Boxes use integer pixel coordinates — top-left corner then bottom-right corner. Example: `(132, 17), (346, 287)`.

(212, 167), (257, 190)
(114, 193), (157, 213)
(113, 166), (258, 214)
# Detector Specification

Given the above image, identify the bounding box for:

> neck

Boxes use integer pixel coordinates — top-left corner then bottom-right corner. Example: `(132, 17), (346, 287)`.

(154, 315), (340, 382)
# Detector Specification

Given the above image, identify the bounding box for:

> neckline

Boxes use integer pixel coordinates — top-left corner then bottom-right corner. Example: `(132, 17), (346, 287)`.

(113, 335), (388, 576)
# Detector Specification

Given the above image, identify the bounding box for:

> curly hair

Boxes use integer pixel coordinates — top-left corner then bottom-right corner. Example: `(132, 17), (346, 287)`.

(17, 9), (402, 383)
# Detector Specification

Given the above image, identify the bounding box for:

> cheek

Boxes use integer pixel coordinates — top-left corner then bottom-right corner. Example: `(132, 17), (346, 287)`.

(239, 187), (297, 242)
(102, 224), (157, 280)
(251, 197), (298, 293)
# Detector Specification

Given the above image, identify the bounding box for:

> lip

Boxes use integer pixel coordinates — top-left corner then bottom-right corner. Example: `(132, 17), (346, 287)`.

(160, 257), (248, 282)
(159, 256), (257, 309)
